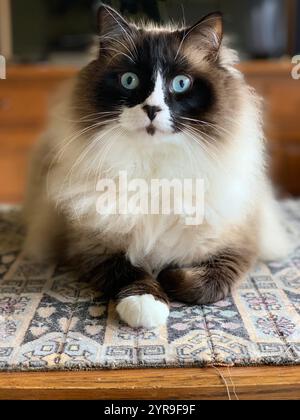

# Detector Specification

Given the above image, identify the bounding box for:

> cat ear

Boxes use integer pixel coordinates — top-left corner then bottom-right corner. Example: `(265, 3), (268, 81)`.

(97, 4), (131, 38)
(183, 12), (223, 56)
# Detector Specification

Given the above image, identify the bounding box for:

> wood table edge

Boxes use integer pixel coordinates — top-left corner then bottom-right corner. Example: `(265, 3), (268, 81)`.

(0, 366), (299, 400)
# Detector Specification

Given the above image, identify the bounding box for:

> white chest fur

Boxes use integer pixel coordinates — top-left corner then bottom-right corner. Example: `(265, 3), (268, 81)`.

(49, 119), (264, 271)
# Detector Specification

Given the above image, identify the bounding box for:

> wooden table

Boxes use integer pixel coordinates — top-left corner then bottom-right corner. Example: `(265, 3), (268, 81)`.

(0, 367), (299, 400)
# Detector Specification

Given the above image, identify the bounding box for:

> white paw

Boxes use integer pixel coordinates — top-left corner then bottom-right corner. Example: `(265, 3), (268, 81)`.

(116, 294), (169, 329)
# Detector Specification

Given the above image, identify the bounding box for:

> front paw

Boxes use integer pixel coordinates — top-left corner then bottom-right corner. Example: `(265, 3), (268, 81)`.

(158, 267), (231, 305)
(116, 294), (169, 329)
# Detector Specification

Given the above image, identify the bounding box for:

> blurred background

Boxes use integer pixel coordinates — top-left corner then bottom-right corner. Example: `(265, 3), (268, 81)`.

(0, 0), (300, 202)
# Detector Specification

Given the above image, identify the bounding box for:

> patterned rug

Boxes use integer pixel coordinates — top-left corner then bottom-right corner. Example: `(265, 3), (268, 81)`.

(0, 202), (300, 371)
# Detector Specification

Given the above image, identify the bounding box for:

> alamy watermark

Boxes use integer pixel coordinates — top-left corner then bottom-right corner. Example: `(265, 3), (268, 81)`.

(0, 55), (6, 79)
(292, 55), (300, 80)
(96, 171), (205, 226)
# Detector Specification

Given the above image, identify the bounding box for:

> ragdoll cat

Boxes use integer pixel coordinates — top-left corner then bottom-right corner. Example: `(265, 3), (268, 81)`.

(24, 5), (290, 329)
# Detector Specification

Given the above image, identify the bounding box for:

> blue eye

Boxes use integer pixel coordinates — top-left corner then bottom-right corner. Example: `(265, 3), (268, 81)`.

(172, 75), (192, 94)
(121, 72), (140, 90)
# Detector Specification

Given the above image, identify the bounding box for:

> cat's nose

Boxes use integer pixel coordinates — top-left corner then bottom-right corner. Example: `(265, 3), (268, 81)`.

(142, 105), (162, 121)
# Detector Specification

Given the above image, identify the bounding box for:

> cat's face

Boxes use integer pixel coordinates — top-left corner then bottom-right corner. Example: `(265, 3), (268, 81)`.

(106, 32), (216, 137)
(75, 6), (242, 143)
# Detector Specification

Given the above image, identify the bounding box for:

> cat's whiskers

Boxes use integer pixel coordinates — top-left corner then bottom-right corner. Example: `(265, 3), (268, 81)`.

(78, 127), (124, 221)
(52, 110), (120, 124)
(221, 115), (251, 130)
(100, 35), (137, 62)
(68, 108), (120, 115)
(83, 131), (125, 215)
(56, 119), (119, 163)
(180, 123), (233, 179)
(47, 121), (112, 194)
(178, 123), (213, 155)
(178, 121), (216, 148)
(178, 122), (222, 167)
(180, 116), (233, 138)
(222, 114), (263, 138)
(180, 3), (186, 30)
(85, 127), (123, 188)
(59, 124), (121, 217)
(102, 5), (139, 58)
(184, 123), (224, 150)
(47, 115), (119, 174)
(65, 124), (120, 186)
(104, 47), (136, 64)
(180, 139), (202, 177)
(226, 115), (263, 141)
(75, 110), (120, 120)
(46, 119), (119, 198)
(183, 130), (223, 171)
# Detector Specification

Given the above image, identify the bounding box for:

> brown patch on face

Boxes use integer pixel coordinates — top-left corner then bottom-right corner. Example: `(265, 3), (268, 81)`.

(71, 4), (251, 169)
(180, 49), (245, 141)
(146, 125), (156, 136)
(158, 246), (257, 305)
(71, 60), (110, 133)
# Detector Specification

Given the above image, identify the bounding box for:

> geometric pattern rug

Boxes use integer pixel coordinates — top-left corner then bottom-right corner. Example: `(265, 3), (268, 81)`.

(0, 201), (300, 372)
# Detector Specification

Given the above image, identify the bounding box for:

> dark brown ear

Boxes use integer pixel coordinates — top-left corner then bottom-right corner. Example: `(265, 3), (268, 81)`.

(97, 3), (131, 37)
(182, 12), (223, 56)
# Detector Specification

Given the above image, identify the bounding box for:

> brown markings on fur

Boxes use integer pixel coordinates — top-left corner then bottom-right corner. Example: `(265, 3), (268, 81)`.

(181, 54), (245, 144)
(80, 253), (169, 305)
(79, 254), (143, 298)
(73, 10), (245, 148)
(63, 9), (260, 307)
(182, 12), (223, 63)
(158, 247), (256, 305)
(72, 62), (105, 132)
(117, 277), (169, 305)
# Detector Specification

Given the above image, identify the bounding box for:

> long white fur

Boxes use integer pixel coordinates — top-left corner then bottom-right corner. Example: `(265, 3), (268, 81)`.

(25, 42), (291, 284)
